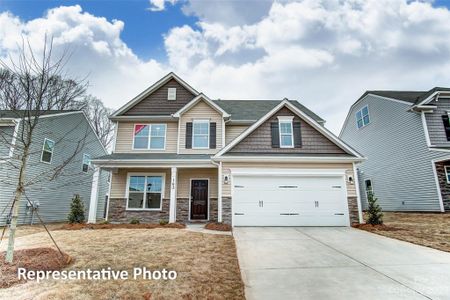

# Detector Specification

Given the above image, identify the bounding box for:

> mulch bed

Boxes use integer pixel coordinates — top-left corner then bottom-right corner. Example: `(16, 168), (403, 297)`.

(352, 223), (404, 232)
(204, 222), (232, 231)
(0, 247), (71, 288)
(59, 222), (186, 230)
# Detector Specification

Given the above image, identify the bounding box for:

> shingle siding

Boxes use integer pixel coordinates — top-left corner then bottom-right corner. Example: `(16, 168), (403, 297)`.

(0, 113), (108, 225)
(340, 94), (450, 211)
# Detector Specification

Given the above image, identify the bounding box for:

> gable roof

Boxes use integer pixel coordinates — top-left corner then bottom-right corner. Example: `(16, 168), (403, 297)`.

(213, 99), (325, 123)
(112, 72), (200, 117)
(356, 91), (426, 104)
(173, 94), (230, 117)
(215, 100), (363, 159)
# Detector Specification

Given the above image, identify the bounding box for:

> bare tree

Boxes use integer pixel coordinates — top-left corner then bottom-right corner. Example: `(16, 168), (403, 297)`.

(0, 37), (89, 263)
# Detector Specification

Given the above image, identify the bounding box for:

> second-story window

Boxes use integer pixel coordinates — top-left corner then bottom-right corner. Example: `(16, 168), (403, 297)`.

(192, 120), (209, 149)
(356, 105), (370, 129)
(41, 138), (55, 163)
(168, 88), (177, 100)
(133, 124), (166, 150)
(278, 118), (294, 148)
(441, 114), (450, 141)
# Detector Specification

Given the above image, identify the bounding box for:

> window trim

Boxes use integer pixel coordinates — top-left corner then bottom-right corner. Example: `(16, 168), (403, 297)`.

(356, 105), (370, 129)
(125, 172), (166, 211)
(132, 123), (167, 151)
(82, 153), (91, 173)
(40, 138), (55, 164)
(192, 119), (210, 149)
(445, 166), (450, 184)
(278, 116), (294, 148)
(167, 88), (177, 100)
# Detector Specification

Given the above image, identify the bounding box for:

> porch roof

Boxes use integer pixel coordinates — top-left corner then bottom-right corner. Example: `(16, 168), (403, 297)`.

(92, 153), (215, 168)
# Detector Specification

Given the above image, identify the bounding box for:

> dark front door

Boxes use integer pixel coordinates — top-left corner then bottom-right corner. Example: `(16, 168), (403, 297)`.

(191, 180), (208, 220)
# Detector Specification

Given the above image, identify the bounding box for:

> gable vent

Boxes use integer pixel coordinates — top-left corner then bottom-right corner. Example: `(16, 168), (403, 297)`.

(168, 88), (177, 100)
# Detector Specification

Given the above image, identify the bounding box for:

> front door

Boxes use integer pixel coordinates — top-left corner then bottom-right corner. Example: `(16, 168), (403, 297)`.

(191, 179), (208, 220)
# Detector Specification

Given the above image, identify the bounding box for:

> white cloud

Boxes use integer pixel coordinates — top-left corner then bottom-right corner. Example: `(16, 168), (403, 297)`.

(2, 1), (450, 134)
(148, 0), (180, 11)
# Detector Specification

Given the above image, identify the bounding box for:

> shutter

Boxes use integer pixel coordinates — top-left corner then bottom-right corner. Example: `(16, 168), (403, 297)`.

(442, 115), (450, 141)
(186, 122), (193, 149)
(210, 122), (216, 149)
(293, 122), (302, 148)
(271, 122), (280, 148)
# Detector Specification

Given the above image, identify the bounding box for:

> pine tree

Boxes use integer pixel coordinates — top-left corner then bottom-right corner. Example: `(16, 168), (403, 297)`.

(68, 194), (86, 223)
(366, 192), (383, 225)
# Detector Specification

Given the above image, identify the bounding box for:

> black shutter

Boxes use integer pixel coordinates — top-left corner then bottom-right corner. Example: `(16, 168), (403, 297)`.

(186, 122), (193, 148)
(293, 122), (302, 148)
(210, 122), (216, 149)
(442, 115), (450, 141)
(271, 122), (280, 148)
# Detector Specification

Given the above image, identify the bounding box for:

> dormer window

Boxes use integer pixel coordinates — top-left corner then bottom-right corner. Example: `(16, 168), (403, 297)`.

(278, 116), (294, 148)
(168, 88), (177, 100)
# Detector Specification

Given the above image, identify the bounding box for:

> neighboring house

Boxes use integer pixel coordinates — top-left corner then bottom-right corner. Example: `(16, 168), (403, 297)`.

(0, 110), (109, 225)
(340, 88), (450, 212)
(91, 73), (364, 227)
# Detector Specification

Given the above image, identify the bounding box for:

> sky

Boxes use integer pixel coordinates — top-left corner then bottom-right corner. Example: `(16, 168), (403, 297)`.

(1, 0), (450, 133)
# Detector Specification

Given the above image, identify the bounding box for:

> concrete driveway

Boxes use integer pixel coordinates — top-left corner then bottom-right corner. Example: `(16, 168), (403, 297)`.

(234, 227), (450, 300)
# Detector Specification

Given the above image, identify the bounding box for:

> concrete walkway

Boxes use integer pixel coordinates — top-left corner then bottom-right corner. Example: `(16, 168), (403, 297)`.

(234, 227), (450, 300)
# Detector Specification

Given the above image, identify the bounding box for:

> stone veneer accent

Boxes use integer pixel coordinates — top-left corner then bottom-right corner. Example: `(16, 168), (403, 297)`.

(108, 198), (170, 223)
(347, 196), (359, 224)
(435, 162), (450, 211)
(222, 197), (232, 225)
(176, 198), (189, 223)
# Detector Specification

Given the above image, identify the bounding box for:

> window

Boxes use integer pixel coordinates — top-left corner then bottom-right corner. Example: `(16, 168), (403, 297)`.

(41, 138), (55, 163)
(445, 166), (450, 183)
(365, 179), (373, 196)
(356, 106), (370, 129)
(168, 88), (177, 100)
(441, 114), (450, 141)
(127, 174), (164, 210)
(133, 124), (166, 150)
(278, 117), (294, 148)
(82, 154), (91, 173)
(192, 120), (209, 149)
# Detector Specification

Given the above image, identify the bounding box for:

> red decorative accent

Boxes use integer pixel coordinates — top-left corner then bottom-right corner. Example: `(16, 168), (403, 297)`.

(134, 124), (146, 135)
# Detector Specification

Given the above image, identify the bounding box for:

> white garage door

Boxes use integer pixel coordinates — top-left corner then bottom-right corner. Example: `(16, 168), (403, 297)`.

(232, 174), (349, 227)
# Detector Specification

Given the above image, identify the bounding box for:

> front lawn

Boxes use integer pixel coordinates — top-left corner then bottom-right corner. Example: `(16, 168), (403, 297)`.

(0, 228), (245, 299)
(356, 212), (450, 253)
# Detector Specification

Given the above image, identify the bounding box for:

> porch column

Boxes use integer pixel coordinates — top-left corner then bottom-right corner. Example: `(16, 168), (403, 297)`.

(88, 167), (100, 224)
(169, 167), (178, 223)
(218, 162), (223, 223)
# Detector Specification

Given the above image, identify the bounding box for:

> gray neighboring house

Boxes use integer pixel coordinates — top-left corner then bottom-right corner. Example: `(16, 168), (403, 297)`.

(0, 110), (110, 225)
(340, 88), (450, 212)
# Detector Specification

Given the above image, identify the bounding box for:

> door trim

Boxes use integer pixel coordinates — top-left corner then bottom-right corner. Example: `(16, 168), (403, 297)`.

(189, 178), (210, 221)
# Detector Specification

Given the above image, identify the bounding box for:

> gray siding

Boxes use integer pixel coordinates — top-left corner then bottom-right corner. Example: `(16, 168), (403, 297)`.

(425, 98), (450, 147)
(340, 95), (450, 211)
(0, 112), (108, 225)
(0, 125), (14, 157)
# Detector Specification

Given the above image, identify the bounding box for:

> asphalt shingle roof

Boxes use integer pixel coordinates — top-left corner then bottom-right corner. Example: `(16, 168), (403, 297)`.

(0, 110), (79, 118)
(94, 153), (211, 160)
(357, 87), (450, 105)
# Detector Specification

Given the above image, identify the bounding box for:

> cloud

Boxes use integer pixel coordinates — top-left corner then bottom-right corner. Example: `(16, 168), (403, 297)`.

(148, 0), (180, 11)
(2, 1), (450, 134)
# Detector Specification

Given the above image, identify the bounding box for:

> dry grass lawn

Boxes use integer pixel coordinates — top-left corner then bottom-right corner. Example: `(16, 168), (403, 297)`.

(357, 212), (450, 253)
(0, 228), (245, 300)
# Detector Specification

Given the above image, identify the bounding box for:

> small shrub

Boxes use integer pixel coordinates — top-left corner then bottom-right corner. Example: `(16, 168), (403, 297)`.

(366, 192), (383, 225)
(67, 194), (85, 224)
(99, 220), (110, 225)
(130, 218), (140, 224)
(159, 219), (169, 226)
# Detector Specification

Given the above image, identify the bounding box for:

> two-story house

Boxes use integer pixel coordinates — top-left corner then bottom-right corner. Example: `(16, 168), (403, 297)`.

(0, 110), (110, 225)
(91, 73), (364, 227)
(340, 88), (450, 212)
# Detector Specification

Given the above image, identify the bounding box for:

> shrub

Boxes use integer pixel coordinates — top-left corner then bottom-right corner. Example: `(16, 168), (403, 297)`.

(366, 192), (383, 225)
(159, 219), (169, 226)
(99, 220), (109, 225)
(130, 218), (140, 224)
(67, 194), (86, 224)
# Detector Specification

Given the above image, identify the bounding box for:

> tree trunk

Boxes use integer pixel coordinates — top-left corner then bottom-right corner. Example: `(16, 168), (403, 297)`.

(5, 147), (28, 263)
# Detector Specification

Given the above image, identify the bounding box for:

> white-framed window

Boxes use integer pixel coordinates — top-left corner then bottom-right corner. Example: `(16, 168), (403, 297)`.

(82, 153), (91, 173)
(445, 166), (450, 183)
(168, 88), (177, 100)
(133, 124), (166, 150)
(278, 117), (294, 148)
(126, 173), (165, 210)
(356, 105), (370, 129)
(41, 138), (55, 164)
(192, 120), (209, 149)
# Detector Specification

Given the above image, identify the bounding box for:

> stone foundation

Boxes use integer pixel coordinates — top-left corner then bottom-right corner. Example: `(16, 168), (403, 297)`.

(108, 198), (170, 223)
(222, 197), (232, 225)
(347, 196), (360, 224)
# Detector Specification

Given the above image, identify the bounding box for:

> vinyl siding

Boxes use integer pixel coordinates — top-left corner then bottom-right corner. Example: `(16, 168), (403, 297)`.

(340, 95), (450, 211)
(0, 125), (14, 157)
(225, 125), (248, 145)
(179, 100), (223, 154)
(0, 113), (108, 225)
(221, 162), (355, 198)
(424, 98), (450, 147)
(114, 121), (178, 153)
(177, 168), (218, 198)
